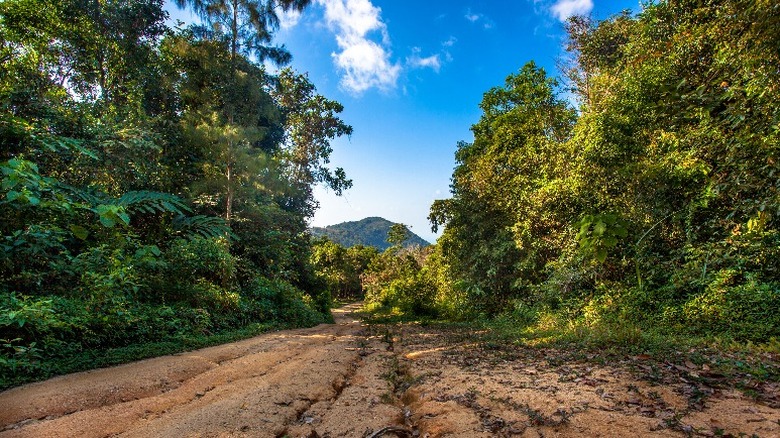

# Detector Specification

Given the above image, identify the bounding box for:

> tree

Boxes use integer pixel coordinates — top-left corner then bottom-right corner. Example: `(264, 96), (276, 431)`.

(431, 62), (576, 310)
(271, 69), (353, 217)
(0, 0), (167, 106)
(175, 0), (309, 64)
(161, 30), (285, 224)
(386, 223), (412, 249)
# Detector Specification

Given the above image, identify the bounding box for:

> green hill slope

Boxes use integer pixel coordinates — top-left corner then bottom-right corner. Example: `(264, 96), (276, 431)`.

(311, 217), (430, 250)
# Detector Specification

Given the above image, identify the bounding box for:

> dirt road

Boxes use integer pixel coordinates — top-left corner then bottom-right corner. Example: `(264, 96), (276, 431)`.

(1, 304), (779, 437)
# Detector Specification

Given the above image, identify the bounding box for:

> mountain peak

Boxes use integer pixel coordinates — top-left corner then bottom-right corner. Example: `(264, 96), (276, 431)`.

(311, 217), (430, 250)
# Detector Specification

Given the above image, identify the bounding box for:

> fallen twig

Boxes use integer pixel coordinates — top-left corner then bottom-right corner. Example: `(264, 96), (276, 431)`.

(366, 425), (414, 438)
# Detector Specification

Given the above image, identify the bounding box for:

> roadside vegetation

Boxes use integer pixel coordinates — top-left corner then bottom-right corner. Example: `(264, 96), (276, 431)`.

(323, 0), (780, 384)
(0, 0), (350, 389)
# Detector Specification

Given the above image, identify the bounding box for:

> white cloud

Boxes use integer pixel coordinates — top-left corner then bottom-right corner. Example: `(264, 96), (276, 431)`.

(465, 10), (481, 22)
(550, 0), (593, 21)
(442, 36), (457, 47)
(317, 0), (400, 94)
(277, 8), (302, 29)
(407, 48), (441, 72)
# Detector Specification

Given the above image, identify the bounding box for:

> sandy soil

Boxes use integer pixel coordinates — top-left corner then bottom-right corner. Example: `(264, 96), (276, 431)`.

(1, 304), (779, 437)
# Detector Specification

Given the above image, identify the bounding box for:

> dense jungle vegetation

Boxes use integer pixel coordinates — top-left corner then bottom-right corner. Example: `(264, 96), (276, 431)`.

(0, 0), (354, 388)
(2, 0), (779, 389)
(345, 0), (780, 348)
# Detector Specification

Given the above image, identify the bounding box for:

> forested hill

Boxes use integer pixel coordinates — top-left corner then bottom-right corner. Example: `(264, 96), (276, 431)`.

(312, 217), (430, 250)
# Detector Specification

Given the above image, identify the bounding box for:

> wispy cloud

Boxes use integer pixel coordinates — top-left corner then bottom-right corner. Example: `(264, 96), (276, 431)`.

(441, 37), (456, 62)
(317, 0), (400, 94)
(407, 48), (441, 72)
(550, 0), (593, 21)
(277, 8), (302, 29)
(464, 8), (495, 29)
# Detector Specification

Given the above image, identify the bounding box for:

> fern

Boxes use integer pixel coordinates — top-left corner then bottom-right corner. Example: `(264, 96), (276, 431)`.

(55, 183), (103, 207)
(173, 215), (238, 241)
(4, 158), (234, 239)
(116, 191), (192, 216)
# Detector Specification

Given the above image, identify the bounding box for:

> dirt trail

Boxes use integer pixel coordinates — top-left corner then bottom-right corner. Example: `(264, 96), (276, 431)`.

(1, 304), (779, 437)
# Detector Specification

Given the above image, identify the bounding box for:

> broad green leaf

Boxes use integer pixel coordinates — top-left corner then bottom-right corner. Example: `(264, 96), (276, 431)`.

(117, 211), (131, 225)
(69, 225), (89, 240)
(6, 191), (20, 202)
(99, 216), (116, 228)
(595, 247), (608, 263)
(594, 221), (607, 236)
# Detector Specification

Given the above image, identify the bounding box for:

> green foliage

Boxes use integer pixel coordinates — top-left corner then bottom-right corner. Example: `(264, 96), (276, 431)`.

(174, 0), (310, 65)
(418, 0), (780, 347)
(576, 213), (629, 263)
(242, 277), (331, 326)
(310, 238), (378, 301)
(386, 223), (411, 249)
(430, 62), (576, 312)
(362, 246), (439, 317)
(0, 0), (344, 389)
(274, 68), (353, 199)
(678, 276), (780, 342)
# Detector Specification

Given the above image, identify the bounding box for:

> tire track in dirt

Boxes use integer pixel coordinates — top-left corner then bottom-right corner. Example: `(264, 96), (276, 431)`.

(0, 304), (407, 438)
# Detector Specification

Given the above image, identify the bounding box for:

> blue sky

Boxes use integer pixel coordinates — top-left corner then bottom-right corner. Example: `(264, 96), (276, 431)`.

(166, 0), (640, 242)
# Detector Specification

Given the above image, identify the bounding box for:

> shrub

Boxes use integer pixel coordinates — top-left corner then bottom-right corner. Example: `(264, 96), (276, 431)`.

(680, 272), (780, 342)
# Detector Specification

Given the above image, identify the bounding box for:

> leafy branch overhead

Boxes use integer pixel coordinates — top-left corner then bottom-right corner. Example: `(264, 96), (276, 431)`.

(274, 68), (354, 197)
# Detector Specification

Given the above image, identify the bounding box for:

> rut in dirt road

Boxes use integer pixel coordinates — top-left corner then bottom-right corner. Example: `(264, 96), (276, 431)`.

(0, 304), (407, 438)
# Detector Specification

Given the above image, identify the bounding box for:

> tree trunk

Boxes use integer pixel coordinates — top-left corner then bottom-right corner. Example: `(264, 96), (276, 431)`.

(225, 162), (233, 224)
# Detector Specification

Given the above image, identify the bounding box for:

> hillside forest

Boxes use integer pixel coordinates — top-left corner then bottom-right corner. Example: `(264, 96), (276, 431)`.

(312, 217), (430, 251)
(2, 0), (779, 390)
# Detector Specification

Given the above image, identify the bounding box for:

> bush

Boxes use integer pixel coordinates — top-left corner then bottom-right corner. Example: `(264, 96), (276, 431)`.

(680, 272), (780, 342)
(243, 277), (330, 326)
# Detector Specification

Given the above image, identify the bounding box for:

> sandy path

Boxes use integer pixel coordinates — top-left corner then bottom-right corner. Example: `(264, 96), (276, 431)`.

(0, 304), (404, 438)
(2, 305), (779, 437)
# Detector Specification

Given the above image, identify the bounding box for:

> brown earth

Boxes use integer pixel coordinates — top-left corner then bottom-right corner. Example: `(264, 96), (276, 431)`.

(1, 303), (779, 437)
